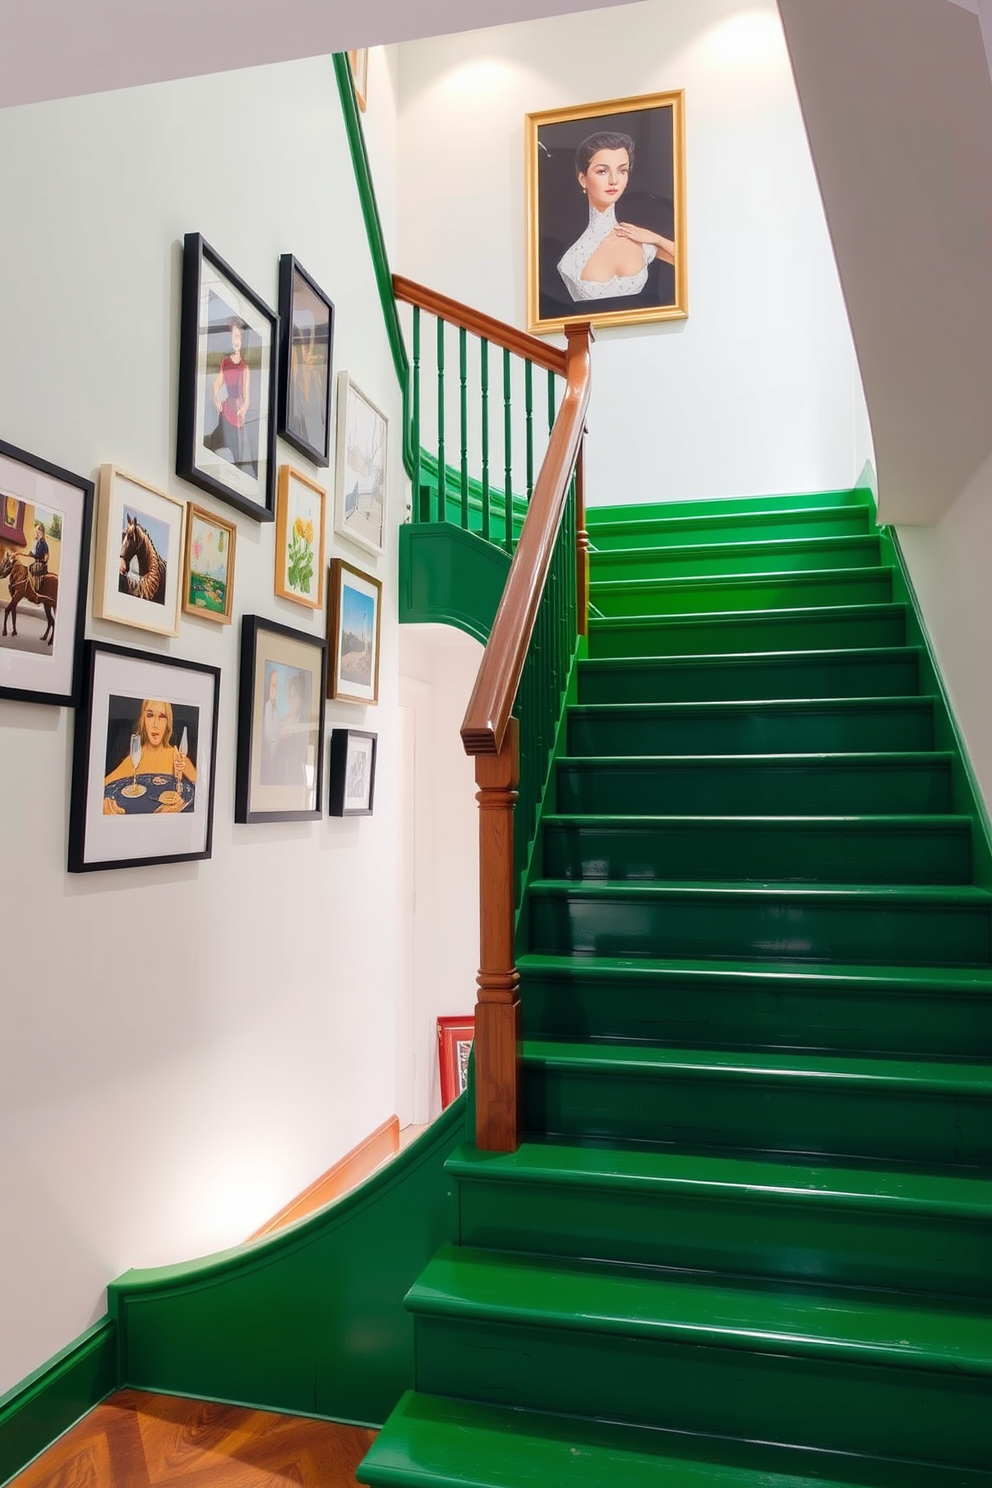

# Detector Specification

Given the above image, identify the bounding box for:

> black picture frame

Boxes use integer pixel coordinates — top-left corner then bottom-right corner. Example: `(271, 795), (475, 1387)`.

(177, 232), (278, 522)
(235, 614), (326, 824)
(68, 641), (221, 873)
(277, 255), (334, 467)
(0, 438), (93, 708)
(328, 728), (377, 817)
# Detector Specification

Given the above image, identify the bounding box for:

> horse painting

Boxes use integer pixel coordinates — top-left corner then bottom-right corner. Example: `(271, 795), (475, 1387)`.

(0, 550), (58, 645)
(119, 516), (167, 605)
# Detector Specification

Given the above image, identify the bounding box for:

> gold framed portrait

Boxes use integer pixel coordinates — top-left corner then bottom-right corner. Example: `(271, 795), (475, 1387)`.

(525, 90), (687, 335)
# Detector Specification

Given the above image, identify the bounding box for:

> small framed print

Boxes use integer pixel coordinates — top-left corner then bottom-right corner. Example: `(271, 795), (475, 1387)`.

(235, 614), (326, 824)
(0, 438), (93, 707)
(334, 372), (387, 557)
(177, 232), (278, 522)
(278, 255), (334, 466)
(68, 641), (220, 873)
(275, 466), (325, 610)
(328, 728), (377, 817)
(348, 48), (368, 111)
(182, 503), (237, 624)
(93, 465), (185, 636)
(438, 1016), (474, 1108)
(327, 558), (381, 704)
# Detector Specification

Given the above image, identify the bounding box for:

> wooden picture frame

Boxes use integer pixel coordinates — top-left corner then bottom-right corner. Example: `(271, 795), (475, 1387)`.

(438, 1016), (474, 1108)
(526, 90), (687, 334)
(334, 371), (387, 557)
(348, 49), (368, 111)
(326, 558), (381, 704)
(328, 728), (377, 816)
(68, 641), (220, 872)
(274, 465), (325, 610)
(277, 255), (334, 466)
(0, 438), (93, 707)
(182, 503), (237, 624)
(93, 465), (185, 636)
(177, 231), (278, 521)
(235, 614), (326, 823)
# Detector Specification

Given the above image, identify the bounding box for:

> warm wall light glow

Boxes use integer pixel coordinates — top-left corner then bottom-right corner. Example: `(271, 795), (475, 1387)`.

(700, 10), (785, 68)
(440, 57), (514, 96)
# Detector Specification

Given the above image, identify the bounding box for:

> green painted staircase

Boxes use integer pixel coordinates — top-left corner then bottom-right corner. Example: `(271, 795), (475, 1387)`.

(362, 489), (992, 1487)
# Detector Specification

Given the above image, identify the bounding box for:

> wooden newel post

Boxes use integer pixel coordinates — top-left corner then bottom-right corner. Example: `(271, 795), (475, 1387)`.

(473, 716), (521, 1152)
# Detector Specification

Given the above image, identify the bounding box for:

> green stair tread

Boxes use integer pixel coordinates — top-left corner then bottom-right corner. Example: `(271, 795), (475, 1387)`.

(543, 810), (969, 828)
(407, 1244), (992, 1377)
(589, 562), (889, 593)
(589, 532), (879, 558)
(587, 601), (903, 631)
(586, 488), (874, 523)
(522, 1039), (992, 1097)
(361, 1391), (991, 1488)
(446, 1142), (992, 1222)
(569, 694), (935, 716)
(517, 952), (992, 994)
(558, 749), (952, 766)
(579, 644), (918, 670)
(529, 878), (992, 906)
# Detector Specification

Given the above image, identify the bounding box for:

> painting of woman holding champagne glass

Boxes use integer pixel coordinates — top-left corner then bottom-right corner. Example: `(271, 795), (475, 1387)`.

(102, 696), (198, 815)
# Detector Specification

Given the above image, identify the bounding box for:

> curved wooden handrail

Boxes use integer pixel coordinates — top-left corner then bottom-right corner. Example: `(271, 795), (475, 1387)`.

(393, 275), (567, 378)
(460, 322), (593, 756)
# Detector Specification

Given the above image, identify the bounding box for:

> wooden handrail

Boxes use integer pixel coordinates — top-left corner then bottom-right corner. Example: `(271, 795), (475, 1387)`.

(460, 322), (593, 756)
(393, 275), (567, 378)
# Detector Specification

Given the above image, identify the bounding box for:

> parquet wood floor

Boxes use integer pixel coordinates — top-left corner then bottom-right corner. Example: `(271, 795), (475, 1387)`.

(9, 1390), (377, 1488)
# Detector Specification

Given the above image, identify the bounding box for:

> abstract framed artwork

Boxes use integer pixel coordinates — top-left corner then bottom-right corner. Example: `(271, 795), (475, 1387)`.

(182, 503), (237, 624)
(277, 255), (334, 466)
(93, 465), (185, 636)
(235, 614), (326, 824)
(177, 231), (278, 521)
(348, 48), (368, 111)
(328, 728), (377, 817)
(525, 90), (687, 334)
(68, 641), (220, 872)
(0, 438), (93, 707)
(326, 558), (381, 704)
(438, 1015), (474, 1109)
(334, 372), (386, 557)
(274, 465), (325, 610)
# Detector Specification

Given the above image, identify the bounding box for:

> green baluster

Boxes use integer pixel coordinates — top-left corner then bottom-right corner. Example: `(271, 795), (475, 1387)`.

(481, 339), (490, 543)
(412, 306), (422, 521)
(525, 360), (534, 504)
(504, 349), (513, 551)
(547, 368), (556, 435)
(436, 317), (445, 523)
(459, 327), (469, 531)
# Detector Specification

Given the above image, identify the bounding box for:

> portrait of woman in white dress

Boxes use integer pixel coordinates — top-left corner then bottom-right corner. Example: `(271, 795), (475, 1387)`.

(527, 93), (687, 333)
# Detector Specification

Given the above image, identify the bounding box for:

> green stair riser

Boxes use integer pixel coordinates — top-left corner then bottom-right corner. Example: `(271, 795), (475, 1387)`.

(588, 534), (881, 582)
(577, 651), (919, 704)
(555, 757), (952, 817)
(518, 964), (992, 1058)
(589, 507), (871, 551)
(524, 1061), (990, 1166)
(453, 1170), (992, 1299)
(587, 608), (906, 660)
(528, 886), (992, 966)
(542, 816), (970, 885)
(586, 490), (874, 525)
(414, 1316), (989, 1471)
(590, 567), (894, 618)
(567, 700), (934, 757)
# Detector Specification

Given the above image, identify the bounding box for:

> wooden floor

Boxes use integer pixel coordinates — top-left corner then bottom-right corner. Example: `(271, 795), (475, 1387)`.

(10, 1389), (377, 1487)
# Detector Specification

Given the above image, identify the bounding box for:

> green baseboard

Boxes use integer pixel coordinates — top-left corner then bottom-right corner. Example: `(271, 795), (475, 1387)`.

(0, 1320), (117, 1486)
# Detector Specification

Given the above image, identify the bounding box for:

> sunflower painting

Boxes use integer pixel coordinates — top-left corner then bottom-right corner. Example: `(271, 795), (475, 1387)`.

(275, 465), (325, 610)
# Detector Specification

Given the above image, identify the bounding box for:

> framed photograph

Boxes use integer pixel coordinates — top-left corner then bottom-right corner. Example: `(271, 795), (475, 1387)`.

(348, 48), (368, 111)
(235, 615), (326, 823)
(0, 439), (93, 707)
(93, 465), (185, 636)
(334, 372), (387, 557)
(438, 1016), (474, 1108)
(327, 558), (381, 704)
(182, 503), (237, 624)
(525, 90), (687, 334)
(177, 231), (278, 522)
(278, 255), (334, 466)
(328, 728), (377, 817)
(275, 465), (325, 610)
(68, 641), (220, 873)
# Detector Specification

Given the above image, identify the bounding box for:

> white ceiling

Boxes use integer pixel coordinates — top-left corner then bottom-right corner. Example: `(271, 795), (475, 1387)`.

(0, 0), (632, 109)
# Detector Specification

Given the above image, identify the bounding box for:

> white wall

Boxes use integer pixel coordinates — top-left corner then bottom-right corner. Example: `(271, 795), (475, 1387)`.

(396, 0), (868, 507)
(0, 54), (404, 1394)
